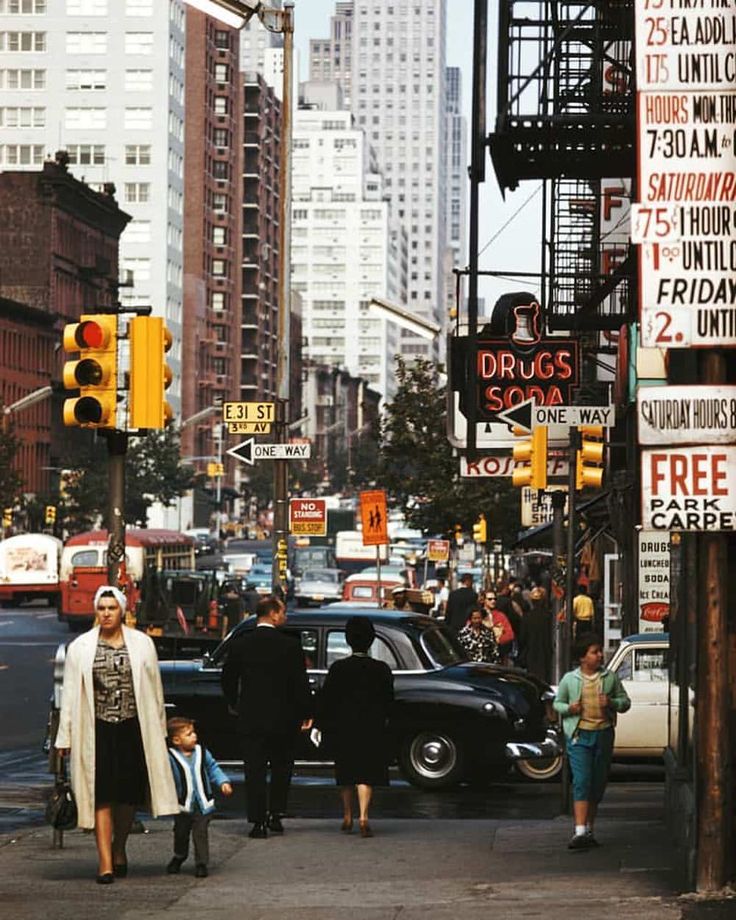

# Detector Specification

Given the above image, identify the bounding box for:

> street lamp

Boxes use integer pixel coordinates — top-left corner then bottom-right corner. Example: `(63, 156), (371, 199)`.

(183, 0), (294, 595)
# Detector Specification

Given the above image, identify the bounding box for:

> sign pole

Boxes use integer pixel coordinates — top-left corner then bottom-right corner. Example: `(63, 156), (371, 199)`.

(560, 425), (578, 816)
(376, 545), (382, 606)
(551, 490), (567, 685)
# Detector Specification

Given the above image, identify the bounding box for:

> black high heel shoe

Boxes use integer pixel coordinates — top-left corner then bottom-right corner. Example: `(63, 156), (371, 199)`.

(96, 873), (114, 885)
(113, 861), (128, 878)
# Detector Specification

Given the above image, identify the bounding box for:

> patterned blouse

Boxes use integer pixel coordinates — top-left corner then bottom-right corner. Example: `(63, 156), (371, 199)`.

(93, 639), (137, 722)
(457, 624), (500, 664)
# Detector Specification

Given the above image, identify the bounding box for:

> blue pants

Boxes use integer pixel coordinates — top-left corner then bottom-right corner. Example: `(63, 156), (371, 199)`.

(567, 727), (614, 803)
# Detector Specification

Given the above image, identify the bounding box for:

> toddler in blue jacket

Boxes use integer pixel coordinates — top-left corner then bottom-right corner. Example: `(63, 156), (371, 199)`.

(167, 716), (232, 878)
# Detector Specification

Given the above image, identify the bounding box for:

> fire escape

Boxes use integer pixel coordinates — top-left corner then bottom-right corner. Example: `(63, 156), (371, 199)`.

(487, 0), (635, 333)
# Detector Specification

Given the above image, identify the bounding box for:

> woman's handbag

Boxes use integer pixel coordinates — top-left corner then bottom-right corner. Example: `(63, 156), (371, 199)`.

(45, 759), (77, 831)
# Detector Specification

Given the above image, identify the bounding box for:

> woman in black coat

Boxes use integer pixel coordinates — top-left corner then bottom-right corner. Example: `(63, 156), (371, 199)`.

(317, 617), (394, 837)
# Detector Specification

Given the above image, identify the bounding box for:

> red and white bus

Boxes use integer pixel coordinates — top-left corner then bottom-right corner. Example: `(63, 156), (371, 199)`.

(59, 529), (195, 630)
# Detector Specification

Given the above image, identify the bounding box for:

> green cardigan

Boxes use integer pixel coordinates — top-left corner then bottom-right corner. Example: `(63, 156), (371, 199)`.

(553, 667), (631, 740)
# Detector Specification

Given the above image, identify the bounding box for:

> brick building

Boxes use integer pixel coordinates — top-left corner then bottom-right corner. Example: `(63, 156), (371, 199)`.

(182, 12), (243, 473)
(0, 155), (129, 497)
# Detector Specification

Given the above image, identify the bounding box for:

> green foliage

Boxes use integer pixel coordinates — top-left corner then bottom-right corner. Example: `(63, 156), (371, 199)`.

(377, 357), (520, 545)
(61, 428), (194, 531)
(0, 420), (24, 508)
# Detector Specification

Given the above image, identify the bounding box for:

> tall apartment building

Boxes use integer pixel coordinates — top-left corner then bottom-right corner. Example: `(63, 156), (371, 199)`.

(308, 2), (352, 106)
(241, 70), (281, 405)
(182, 11), (242, 470)
(310, 0), (448, 357)
(445, 66), (467, 277)
(0, 0), (186, 407)
(292, 101), (404, 401)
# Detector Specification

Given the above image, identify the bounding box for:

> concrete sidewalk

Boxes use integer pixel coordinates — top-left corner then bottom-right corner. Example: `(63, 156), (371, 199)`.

(0, 786), (730, 920)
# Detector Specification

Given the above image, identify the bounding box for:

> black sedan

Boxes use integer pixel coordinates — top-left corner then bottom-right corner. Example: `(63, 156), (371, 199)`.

(159, 606), (560, 789)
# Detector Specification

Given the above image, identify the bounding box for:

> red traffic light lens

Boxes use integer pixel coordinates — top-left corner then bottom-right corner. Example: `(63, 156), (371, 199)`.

(75, 320), (105, 349)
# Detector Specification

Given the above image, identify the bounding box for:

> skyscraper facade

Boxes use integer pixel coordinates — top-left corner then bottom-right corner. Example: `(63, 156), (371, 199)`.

(445, 65), (467, 314)
(0, 0), (186, 406)
(310, 0), (448, 357)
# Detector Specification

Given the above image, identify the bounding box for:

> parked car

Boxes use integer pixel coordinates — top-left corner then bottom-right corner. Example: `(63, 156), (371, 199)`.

(342, 573), (404, 605)
(514, 632), (670, 781)
(294, 568), (344, 607)
(157, 606), (560, 789)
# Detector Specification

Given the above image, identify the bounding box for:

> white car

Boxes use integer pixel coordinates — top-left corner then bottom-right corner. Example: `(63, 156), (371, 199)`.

(517, 632), (669, 781)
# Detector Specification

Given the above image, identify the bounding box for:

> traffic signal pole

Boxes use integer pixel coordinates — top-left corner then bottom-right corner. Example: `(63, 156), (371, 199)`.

(560, 426), (579, 815)
(104, 429), (128, 591)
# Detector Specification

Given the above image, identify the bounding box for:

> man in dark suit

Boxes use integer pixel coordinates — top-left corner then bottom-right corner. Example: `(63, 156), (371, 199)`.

(444, 573), (478, 633)
(222, 596), (312, 838)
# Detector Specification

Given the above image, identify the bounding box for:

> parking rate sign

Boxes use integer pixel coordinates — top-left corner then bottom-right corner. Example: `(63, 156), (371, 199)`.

(359, 490), (389, 546)
(641, 445), (736, 531)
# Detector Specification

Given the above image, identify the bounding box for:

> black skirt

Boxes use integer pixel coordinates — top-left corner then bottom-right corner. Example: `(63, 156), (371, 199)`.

(95, 717), (148, 807)
(326, 727), (390, 788)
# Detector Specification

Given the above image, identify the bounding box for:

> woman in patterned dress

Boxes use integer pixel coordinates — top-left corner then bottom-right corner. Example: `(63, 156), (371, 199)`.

(457, 607), (500, 663)
(56, 586), (177, 883)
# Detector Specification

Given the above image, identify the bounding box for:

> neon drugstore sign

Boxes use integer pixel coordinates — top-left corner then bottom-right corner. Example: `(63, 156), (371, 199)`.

(475, 339), (580, 419)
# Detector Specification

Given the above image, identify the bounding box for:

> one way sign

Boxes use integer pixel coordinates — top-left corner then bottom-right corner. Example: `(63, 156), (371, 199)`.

(226, 438), (311, 466)
(497, 398), (615, 435)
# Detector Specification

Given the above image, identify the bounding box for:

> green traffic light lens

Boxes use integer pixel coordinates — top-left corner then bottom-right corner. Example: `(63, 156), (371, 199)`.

(74, 396), (103, 424)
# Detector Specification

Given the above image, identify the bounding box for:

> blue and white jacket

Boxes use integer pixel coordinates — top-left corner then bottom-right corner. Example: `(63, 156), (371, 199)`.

(168, 744), (230, 816)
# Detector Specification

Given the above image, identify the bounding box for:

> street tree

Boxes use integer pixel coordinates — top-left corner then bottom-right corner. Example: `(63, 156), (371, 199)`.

(377, 357), (520, 545)
(0, 420), (24, 510)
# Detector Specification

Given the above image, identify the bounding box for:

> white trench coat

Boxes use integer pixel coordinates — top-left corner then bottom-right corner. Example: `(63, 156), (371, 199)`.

(55, 625), (178, 829)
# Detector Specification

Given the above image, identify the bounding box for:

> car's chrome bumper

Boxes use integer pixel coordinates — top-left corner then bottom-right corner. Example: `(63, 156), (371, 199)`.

(505, 727), (562, 762)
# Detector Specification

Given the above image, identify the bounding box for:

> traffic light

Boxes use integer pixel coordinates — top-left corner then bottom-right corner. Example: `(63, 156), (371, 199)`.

(44, 505), (57, 525)
(512, 426), (548, 490)
(472, 514), (487, 545)
(62, 314), (118, 428)
(2, 508), (11, 528)
(576, 426), (605, 490)
(207, 462), (224, 478)
(129, 316), (174, 429)
(454, 523), (464, 547)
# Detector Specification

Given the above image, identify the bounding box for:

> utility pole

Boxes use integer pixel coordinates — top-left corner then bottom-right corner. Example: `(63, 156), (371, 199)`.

(550, 489), (567, 684)
(271, 1), (294, 597)
(104, 430), (128, 592)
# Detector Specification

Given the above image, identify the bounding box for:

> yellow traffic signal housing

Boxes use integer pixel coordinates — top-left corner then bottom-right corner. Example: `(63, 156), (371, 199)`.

(2, 508), (12, 528)
(472, 514), (487, 544)
(44, 505), (57, 524)
(576, 425), (605, 490)
(512, 426), (548, 490)
(129, 317), (174, 429)
(62, 314), (118, 428)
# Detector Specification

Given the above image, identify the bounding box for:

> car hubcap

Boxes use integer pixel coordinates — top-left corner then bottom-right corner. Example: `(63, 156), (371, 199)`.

(409, 732), (457, 780)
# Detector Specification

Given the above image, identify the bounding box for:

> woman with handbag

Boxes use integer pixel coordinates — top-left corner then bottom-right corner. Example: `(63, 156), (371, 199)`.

(55, 586), (178, 884)
(316, 617), (394, 838)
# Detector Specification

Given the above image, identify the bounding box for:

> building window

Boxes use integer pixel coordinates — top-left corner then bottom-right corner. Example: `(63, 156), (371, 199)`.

(124, 32), (153, 54)
(124, 68), (153, 91)
(0, 143), (44, 165)
(212, 226), (226, 245)
(213, 128), (229, 147)
(2, 0), (47, 13)
(65, 32), (106, 54)
(65, 69), (106, 90)
(124, 106), (152, 129)
(66, 143), (105, 165)
(214, 63), (229, 82)
(0, 68), (45, 89)
(0, 106), (44, 127)
(124, 182), (150, 202)
(212, 193), (228, 214)
(1, 31), (46, 51)
(214, 30), (230, 50)
(213, 96), (228, 115)
(66, 0), (107, 12)
(65, 107), (106, 129)
(122, 257), (150, 282)
(212, 160), (229, 180)
(125, 143), (151, 165)
(212, 259), (227, 276)
(125, 0), (152, 13)
(211, 291), (226, 312)
(124, 220), (151, 243)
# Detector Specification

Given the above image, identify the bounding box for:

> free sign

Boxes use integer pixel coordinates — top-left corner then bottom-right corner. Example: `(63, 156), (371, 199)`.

(641, 445), (736, 531)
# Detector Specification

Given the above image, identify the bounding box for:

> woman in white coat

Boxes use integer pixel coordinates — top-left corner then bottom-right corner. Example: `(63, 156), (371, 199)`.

(55, 586), (178, 883)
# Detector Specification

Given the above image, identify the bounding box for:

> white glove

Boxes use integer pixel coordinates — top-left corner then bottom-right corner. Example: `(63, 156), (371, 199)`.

(310, 727), (322, 748)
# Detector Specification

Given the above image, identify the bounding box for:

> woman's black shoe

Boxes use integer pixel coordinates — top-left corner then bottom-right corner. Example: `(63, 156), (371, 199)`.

(248, 822), (268, 839)
(267, 815), (284, 834)
(113, 862), (128, 878)
(96, 873), (115, 885)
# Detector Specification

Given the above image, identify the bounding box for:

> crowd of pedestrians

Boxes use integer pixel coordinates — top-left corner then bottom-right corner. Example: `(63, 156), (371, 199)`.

(54, 577), (626, 882)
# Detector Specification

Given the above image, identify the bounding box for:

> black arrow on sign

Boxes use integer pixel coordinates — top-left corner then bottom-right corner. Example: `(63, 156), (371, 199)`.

(226, 438), (254, 466)
(496, 397), (535, 433)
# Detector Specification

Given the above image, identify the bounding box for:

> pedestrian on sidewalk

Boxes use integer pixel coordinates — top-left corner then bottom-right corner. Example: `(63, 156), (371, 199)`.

(55, 586), (178, 884)
(316, 616), (394, 838)
(444, 573), (477, 633)
(457, 606), (499, 663)
(221, 595), (313, 839)
(480, 591), (515, 664)
(572, 584), (595, 640)
(518, 586), (552, 683)
(553, 632), (631, 850)
(166, 717), (232, 878)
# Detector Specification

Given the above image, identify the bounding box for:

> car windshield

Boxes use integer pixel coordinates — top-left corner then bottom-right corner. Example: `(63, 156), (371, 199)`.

(303, 570), (338, 582)
(250, 566), (271, 576)
(421, 625), (466, 668)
